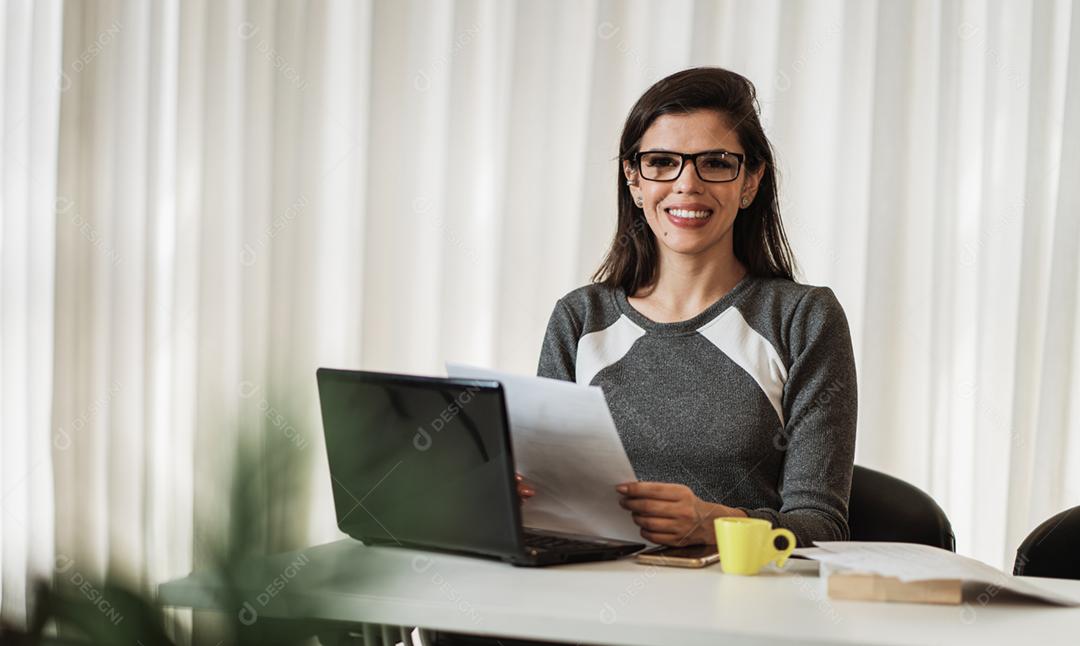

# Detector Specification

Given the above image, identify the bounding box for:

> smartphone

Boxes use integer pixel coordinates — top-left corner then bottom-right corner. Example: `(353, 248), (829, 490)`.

(634, 544), (720, 568)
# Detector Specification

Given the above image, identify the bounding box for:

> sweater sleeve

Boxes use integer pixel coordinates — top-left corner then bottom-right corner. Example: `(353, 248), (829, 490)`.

(536, 298), (580, 383)
(740, 287), (857, 546)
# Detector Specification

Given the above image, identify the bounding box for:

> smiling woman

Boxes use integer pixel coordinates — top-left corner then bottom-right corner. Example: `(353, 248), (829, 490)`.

(537, 67), (857, 548)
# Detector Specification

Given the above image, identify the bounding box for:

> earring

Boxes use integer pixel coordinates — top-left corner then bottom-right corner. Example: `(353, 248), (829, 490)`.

(626, 180), (632, 185)
(635, 197), (643, 207)
(741, 196), (751, 208)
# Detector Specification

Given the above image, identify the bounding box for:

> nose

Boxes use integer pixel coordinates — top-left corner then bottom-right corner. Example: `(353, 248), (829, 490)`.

(673, 159), (705, 193)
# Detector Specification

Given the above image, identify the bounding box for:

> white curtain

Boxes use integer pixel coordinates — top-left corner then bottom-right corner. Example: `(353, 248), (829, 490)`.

(2, 0), (1079, 630)
(1, 0), (62, 630)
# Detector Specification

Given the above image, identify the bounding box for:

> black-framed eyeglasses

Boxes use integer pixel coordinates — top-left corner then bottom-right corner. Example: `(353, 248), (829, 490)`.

(633, 149), (744, 183)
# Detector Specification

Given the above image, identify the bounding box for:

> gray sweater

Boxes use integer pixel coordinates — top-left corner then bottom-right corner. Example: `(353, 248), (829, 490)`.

(536, 275), (857, 546)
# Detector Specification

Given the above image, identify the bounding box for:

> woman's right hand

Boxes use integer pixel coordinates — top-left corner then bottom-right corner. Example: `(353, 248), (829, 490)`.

(515, 473), (535, 502)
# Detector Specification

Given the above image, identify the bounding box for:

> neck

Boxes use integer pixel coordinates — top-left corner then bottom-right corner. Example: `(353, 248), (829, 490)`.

(637, 246), (747, 312)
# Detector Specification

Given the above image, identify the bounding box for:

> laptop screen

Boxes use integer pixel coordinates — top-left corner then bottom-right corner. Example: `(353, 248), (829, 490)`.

(317, 368), (523, 558)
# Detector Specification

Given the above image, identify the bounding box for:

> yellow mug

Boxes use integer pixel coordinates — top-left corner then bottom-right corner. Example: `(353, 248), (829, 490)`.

(714, 517), (796, 575)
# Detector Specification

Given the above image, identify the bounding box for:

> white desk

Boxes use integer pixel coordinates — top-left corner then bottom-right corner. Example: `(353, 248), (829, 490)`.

(159, 539), (1080, 645)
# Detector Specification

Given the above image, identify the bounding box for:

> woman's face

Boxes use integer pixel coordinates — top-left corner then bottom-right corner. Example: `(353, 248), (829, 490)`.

(623, 109), (763, 259)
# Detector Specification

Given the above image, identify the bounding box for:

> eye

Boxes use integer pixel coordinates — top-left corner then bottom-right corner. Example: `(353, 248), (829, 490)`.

(643, 154), (680, 168)
(701, 155), (735, 170)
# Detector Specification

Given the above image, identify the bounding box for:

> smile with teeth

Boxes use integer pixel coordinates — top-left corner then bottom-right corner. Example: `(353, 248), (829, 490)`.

(666, 208), (713, 219)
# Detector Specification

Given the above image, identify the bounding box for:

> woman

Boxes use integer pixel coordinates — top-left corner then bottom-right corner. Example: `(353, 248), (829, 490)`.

(529, 67), (857, 548)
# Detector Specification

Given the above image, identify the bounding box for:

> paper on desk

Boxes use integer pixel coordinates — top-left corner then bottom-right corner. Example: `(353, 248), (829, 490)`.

(805, 542), (1080, 606)
(446, 363), (645, 544)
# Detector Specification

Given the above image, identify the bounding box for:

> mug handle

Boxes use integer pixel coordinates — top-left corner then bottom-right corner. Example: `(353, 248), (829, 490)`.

(768, 528), (796, 568)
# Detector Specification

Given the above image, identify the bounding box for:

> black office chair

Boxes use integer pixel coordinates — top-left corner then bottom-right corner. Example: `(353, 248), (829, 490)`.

(847, 465), (956, 551)
(1013, 506), (1080, 580)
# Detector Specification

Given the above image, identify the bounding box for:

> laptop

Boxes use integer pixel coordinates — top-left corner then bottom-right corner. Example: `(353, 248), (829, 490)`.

(316, 367), (645, 566)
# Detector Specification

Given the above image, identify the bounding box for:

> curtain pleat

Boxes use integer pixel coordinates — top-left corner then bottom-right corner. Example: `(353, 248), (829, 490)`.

(1, 0), (62, 626)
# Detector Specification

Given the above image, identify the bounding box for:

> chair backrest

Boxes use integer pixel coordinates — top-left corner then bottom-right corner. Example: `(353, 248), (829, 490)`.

(847, 465), (956, 551)
(1014, 506), (1080, 580)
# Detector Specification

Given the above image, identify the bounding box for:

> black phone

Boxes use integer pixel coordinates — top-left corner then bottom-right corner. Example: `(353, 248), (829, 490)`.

(634, 544), (720, 568)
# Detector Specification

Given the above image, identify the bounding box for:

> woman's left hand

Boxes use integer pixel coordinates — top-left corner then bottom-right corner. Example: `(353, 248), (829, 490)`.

(616, 481), (745, 545)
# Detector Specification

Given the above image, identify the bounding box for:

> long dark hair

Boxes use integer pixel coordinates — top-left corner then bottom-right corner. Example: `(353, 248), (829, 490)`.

(593, 67), (798, 294)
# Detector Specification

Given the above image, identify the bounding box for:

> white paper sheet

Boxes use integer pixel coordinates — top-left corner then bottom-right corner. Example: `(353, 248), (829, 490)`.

(446, 363), (645, 543)
(805, 542), (1080, 606)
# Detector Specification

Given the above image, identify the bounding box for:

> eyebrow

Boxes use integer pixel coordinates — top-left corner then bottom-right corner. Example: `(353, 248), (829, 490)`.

(639, 148), (741, 155)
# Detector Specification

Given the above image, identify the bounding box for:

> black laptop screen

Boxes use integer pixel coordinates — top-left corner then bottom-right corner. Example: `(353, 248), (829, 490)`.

(317, 368), (522, 558)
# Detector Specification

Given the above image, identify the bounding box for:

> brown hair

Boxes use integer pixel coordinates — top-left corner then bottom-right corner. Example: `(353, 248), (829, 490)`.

(593, 67), (798, 294)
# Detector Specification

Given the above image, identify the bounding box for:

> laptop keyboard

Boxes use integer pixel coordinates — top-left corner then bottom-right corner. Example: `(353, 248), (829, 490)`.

(523, 532), (608, 552)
